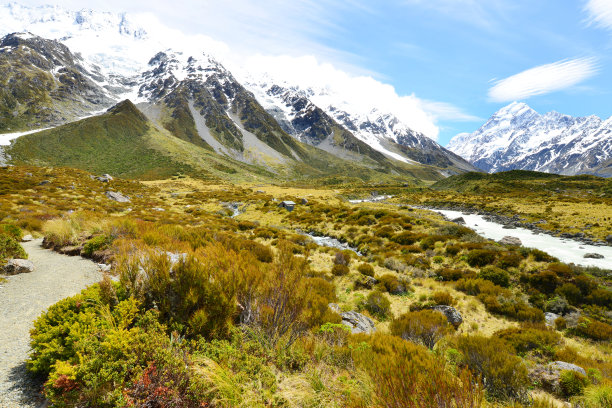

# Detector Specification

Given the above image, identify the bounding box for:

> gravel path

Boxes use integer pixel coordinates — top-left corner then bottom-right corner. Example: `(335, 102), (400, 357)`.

(0, 239), (102, 408)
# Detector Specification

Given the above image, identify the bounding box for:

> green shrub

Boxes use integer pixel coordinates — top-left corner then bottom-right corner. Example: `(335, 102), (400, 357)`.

(237, 220), (257, 230)
(466, 249), (497, 267)
(445, 244), (461, 256)
(497, 252), (522, 269)
(457, 335), (529, 402)
(390, 310), (451, 349)
(363, 290), (391, 320)
(357, 263), (375, 277)
(331, 264), (350, 276)
(1, 223), (23, 240)
(494, 325), (561, 356)
(479, 266), (510, 287)
(0, 233), (27, 264)
(333, 250), (352, 266)
(559, 370), (588, 397)
(572, 384), (612, 408)
(531, 249), (557, 263)
(573, 317), (612, 341)
(437, 267), (475, 281)
(81, 234), (111, 258)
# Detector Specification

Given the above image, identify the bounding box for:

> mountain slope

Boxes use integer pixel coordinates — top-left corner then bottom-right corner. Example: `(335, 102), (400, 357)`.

(4, 100), (276, 181)
(0, 32), (114, 133)
(447, 102), (612, 177)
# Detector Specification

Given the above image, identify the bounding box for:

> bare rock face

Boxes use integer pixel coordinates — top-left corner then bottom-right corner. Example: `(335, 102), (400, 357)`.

(340, 311), (376, 334)
(499, 236), (522, 246)
(105, 191), (130, 202)
(529, 361), (587, 395)
(2, 259), (34, 275)
(430, 305), (463, 328)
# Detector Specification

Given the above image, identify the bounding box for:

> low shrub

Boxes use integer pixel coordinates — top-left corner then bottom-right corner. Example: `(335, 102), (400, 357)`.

(466, 249), (497, 267)
(363, 290), (391, 320)
(357, 263), (375, 277)
(573, 317), (612, 341)
(81, 234), (111, 258)
(0, 233), (27, 264)
(390, 310), (451, 349)
(431, 290), (456, 306)
(559, 370), (589, 398)
(383, 257), (407, 273)
(457, 335), (529, 402)
(445, 244), (461, 256)
(378, 274), (408, 295)
(331, 264), (350, 276)
(531, 248), (557, 263)
(437, 267), (475, 281)
(356, 333), (483, 408)
(1, 223), (23, 240)
(497, 252), (522, 269)
(572, 384), (612, 408)
(494, 325), (561, 357)
(479, 266), (510, 287)
(333, 250), (352, 266)
(237, 220), (257, 230)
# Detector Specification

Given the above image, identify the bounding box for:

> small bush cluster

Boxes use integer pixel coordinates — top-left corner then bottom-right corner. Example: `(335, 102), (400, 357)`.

(390, 310), (450, 349)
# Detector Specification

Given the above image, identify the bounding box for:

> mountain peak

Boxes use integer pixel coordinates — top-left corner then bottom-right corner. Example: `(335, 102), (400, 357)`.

(493, 101), (536, 119)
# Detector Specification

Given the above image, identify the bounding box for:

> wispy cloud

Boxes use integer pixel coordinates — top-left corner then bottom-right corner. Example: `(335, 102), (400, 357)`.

(488, 57), (599, 102)
(584, 0), (612, 31)
(400, 0), (513, 29)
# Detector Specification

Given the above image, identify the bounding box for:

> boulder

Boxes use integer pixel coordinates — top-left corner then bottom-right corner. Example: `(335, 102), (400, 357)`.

(606, 235), (612, 244)
(300, 198), (309, 205)
(105, 191), (130, 203)
(2, 259), (34, 275)
(59, 246), (82, 256)
(95, 174), (113, 183)
(340, 311), (376, 334)
(549, 361), (586, 377)
(451, 216), (465, 224)
(430, 305), (463, 328)
(498, 236), (522, 246)
(21, 234), (33, 242)
(354, 275), (379, 290)
(544, 312), (560, 328)
(584, 253), (604, 259)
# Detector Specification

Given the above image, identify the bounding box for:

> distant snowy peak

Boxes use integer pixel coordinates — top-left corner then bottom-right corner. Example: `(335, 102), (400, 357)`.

(447, 102), (612, 177)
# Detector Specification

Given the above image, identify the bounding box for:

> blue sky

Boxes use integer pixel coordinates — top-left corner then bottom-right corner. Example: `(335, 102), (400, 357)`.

(19, 0), (612, 145)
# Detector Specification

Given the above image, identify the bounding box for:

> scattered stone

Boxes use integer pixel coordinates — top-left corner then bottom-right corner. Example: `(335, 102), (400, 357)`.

(328, 303), (341, 314)
(354, 275), (379, 290)
(340, 311), (376, 334)
(606, 235), (612, 244)
(584, 253), (604, 259)
(97, 263), (112, 273)
(498, 236), (522, 246)
(105, 191), (130, 203)
(502, 225), (517, 229)
(544, 312), (560, 328)
(300, 198), (309, 205)
(21, 234), (33, 242)
(25, 172), (32, 177)
(430, 305), (463, 328)
(2, 259), (34, 275)
(38, 180), (50, 186)
(95, 174), (113, 183)
(451, 216), (465, 224)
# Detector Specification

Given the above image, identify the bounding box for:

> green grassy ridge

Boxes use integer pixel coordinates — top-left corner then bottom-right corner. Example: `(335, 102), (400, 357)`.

(432, 170), (612, 195)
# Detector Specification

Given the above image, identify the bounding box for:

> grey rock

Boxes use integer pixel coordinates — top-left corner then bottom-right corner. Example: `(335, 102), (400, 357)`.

(38, 180), (50, 186)
(300, 198), (309, 205)
(341, 311), (376, 334)
(97, 263), (112, 273)
(606, 234), (612, 244)
(328, 303), (341, 314)
(544, 312), (560, 328)
(498, 236), (522, 246)
(21, 235), (33, 242)
(95, 174), (113, 182)
(584, 253), (604, 259)
(105, 191), (130, 203)
(451, 216), (465, 224)
(549, 361), (586, 376)
(2, 259), (35, 275)
(430, 305), (463, 328)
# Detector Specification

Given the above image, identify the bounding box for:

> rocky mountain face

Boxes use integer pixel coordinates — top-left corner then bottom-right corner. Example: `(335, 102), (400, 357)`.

(0, 3), (479, 178)
(448, 102), (612, 177)
(0, 32), (114, 132)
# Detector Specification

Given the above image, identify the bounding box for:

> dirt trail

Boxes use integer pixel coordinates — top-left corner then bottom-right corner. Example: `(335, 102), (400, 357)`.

(0, 239), (102, 408)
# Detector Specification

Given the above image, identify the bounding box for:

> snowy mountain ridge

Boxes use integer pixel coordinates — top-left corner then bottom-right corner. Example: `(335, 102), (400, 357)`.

(447, 102), (612, 176)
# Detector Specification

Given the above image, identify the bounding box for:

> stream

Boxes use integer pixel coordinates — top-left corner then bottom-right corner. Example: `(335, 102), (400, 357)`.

(305, 233), (361, 255)
(434, 209), (612, 269)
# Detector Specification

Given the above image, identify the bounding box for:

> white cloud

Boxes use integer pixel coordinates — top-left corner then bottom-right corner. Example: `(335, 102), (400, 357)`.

(488, 58), (599, 102)
(401, 0), (512, 29)
(584, 0), (612, 31)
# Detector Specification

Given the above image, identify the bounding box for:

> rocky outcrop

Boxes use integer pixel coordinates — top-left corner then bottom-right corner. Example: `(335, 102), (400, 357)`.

(105, 191), (130, 202)
(584, 253), (604, 259)
(430, 305), (463, 328)
(544, 312), (560, 328)
(498, 236), (522, 246)
(2, 259), (34, 275)
(340, 311), (376, 334)
(529, 361), (587, 395)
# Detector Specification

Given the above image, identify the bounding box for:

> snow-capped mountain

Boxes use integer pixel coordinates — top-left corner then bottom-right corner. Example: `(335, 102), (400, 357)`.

(447, 102), (612, 177)
(0, 2), (478, 174)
